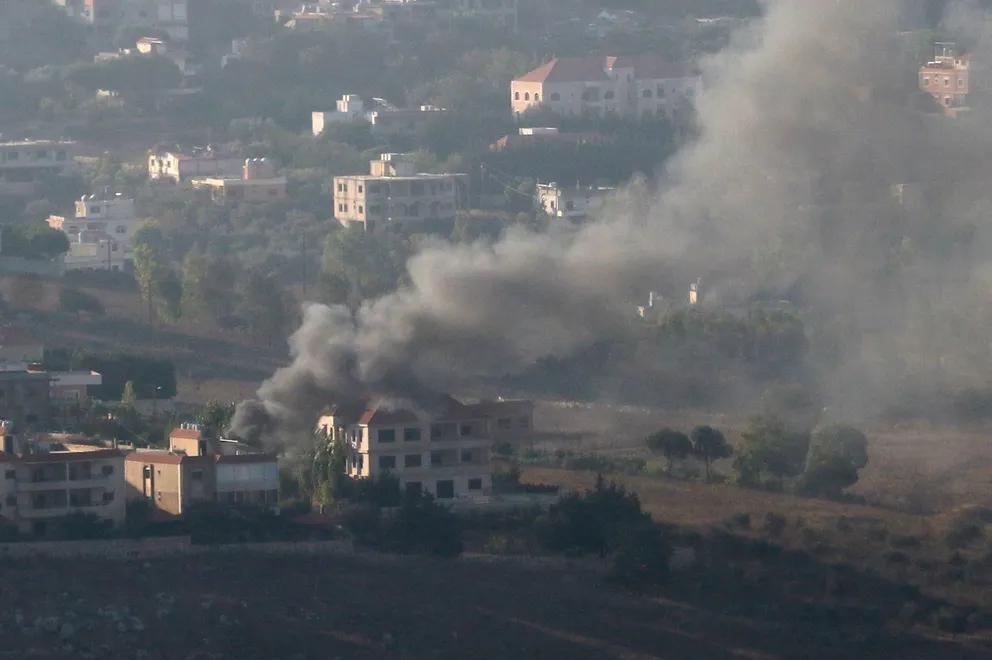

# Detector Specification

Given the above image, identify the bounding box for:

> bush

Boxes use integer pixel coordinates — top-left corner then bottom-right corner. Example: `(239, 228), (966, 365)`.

(380, 491), (462, 558)
(540, 475), (649, 557)
(184, 502), (291, 544)
(60, 288), (105, 315)
(762, 512), (787, 537)
(609, 523), (672, 589)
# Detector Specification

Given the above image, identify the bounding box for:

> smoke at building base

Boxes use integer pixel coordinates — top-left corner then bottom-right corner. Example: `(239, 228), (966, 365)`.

(232, 0), (992, 448)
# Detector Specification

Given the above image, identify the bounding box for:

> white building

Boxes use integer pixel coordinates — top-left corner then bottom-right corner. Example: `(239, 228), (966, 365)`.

(312, 94), (448, 138)
(47, 193), (142, 271)
(148, 147), (243, 182)
(536, 182), (614, 222)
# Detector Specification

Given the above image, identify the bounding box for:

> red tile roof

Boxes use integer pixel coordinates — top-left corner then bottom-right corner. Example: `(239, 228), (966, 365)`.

(515, 55), (694, 84)
(127, 451), (183, 465)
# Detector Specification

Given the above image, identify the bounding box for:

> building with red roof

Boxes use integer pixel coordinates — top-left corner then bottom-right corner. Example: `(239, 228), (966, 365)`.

(510, 54), (701, 120)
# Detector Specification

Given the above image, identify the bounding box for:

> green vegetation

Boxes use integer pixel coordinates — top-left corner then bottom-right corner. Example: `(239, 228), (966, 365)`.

(0, 224), (69, 260)
(646, 428), (692, 474)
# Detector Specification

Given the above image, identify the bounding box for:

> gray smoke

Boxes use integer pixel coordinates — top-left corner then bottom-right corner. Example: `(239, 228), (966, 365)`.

(233, 0), (992, 447)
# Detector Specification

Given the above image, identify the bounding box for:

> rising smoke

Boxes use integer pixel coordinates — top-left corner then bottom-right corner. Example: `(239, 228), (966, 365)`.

(233, 0), (992, 447)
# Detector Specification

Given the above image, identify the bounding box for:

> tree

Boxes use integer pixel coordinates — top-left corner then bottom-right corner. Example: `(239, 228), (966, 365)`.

(153, 269), (183, 323)
(121, 380), (137, 407)
(321, 227), (409, 305)
(690, 425), (732, 482)
(734, 414), (810, 488)
(197, 401), (235, 439)
(646, 428), (692, 474)
(541, 475), (650, 557)
(237, 269), (289, 346)
(132, 243), (161, 323)
(797, 424), (869, 498)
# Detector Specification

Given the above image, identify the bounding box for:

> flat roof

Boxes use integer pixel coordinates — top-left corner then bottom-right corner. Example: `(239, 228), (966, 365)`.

(0, 140), (75, 148)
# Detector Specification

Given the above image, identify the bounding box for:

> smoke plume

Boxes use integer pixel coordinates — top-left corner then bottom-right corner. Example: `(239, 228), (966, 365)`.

(233, 0), (992, 447)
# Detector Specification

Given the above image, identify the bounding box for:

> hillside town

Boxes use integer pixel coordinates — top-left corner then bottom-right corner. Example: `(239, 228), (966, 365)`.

(3, 1), (992, 658)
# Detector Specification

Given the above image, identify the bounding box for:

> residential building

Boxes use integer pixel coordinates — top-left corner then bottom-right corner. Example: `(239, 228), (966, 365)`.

(312, 94), (448, 138)
(124, 424), (279, 517)
(0, 427), (126, 535)
(536, 182), (614, 222)
(0, 368), (51, 429)
(49, 371), (103, 406)
(0, 140), (76, 199)
(511, 55), (701, 119)
(147, 147), (243, 183)
(316, 397), (533, 499)
(490, 127), (612, 152)
(333, 153), (468, 231)
(47, 193), (142, 271)
(191, 158), (288, 205)
(919, 43), (970, 117)
(54, 0), (189, 42)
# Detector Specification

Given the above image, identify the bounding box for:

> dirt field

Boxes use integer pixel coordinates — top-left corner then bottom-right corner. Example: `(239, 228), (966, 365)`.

(1, 551), (988, 660)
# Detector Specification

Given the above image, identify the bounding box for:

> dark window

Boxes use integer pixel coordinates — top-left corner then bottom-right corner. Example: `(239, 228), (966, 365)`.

(431, 451), (443, 466)
(642, 89), (653, 98)
(604, 90), (615, 100)
(102, 465), (114, 476)
(191, 470), (203, 481)
(404, 454), (422, 468)
(404, 427), (421, 442)
(5, 495), (14, 506)
(142, 465), (152, 479)
(517, 417), (530, 429)
(460, 450), (473, 463)
(514, 91), (520, 100)
(497, 417), (511, 430)
(4, 470), (14, 480)
(102, 491), (115, 503)
(405, 482), (422, 495)
(378, 429), (396, 443)
(459, 424), (472, 437)
(436, 480), (454, 499)
(468, 478), (482, 491)
(378, 456), (397, 470)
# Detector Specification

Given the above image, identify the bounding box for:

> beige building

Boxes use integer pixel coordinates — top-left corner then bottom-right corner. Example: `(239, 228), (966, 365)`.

(317, 397), (533, 499)
(191, 158), (287, 205)
(536, 182), (615, 222)
(0, 140), (75, 198)
(919, 43), (970, 117)
(0, 427), (126, 536)
(511, 55), (701, 120)
(48, 192), (142, 271)
(148, 147), (243, 183)
(124, 424), (279, 517)
(334, 153), (467, 231)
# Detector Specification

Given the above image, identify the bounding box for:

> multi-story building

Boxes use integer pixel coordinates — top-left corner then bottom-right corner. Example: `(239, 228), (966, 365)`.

(0, 367), (51, 429)
(536, 182), (615, 222)
(0, 427), (126, 536)
(124, 424), (279, 517)
(316, 397), (533, 499)
(148, 147), (243, 183)
(47, 193), (142, 271)
(191, 158), (287, 205)
(54, 0), (189, 42)
(919, 43), (970, 117)
(49, 371), (103, 406)
(333, 153), (468, 231)
(0, 140), (76, 199)
(511, 55), (701, 120)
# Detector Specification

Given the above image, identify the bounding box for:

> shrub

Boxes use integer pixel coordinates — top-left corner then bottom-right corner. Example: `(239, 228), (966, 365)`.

(379, 491), (462, 558)
(49, 512), (114, 540)
(609, 523), (672, 589)
(540, 475), (649, 557)
(762, 512), (787, 537)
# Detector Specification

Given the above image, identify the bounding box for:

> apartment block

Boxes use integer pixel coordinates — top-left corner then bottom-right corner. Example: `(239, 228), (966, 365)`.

(191, 158), (287, 205)
(0, 427), (126, 536)
(333, 153), (467, 231)
(48, 192), (142, 271)
(317, 397), (533, 499)
(0, 368), (51, 429)
(124, 424), (279, 517)
(0, 140), (75, 198)
(511, 55), (701, 120)
(148, 147), (243, 183)
(919, 43), (970, 117)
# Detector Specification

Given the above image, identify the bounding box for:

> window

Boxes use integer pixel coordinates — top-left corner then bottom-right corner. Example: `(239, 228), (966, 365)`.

(534, 93), (540, 102)
(604, 90), (615, 100)
(431, 451), (443, 466)
(642, 89), (653, 98)
(524, 92), (530, 101)
(497, 417), (511, 431)
(405, 482), (422, 495)
(581, 87), (600, 102)
(657, 86), (666, 97)
(944, 77), (950, 87)
(566, 201), (575, 211)
(460, 450), (473, 463)
(514, 91), (520, 100)
(191, 470), (203, 481)
(358, 205), (364, 214)
(56, 150), (67, 161)
(517, 416), (530, 429)
(436, 480), (454, 499)
(4, 469), (14, 480)
(404, 454), (422, 468)
(550, 92), (560, 101)
(468, 478), (482, 491)
(5, 495), (14, 506)
(358, 185), (364, 193)
(101, 465), (114, 476)
(378, 456), (396, 470)
(404, 427), (421, 442)
(378, 429), (396, 443)
(958, 78), (965, 88)
(91, 206), (101, 214)
(459, 424), (473, 437)
(922, 76), (929, 85)
(102, 491), (115, 504)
